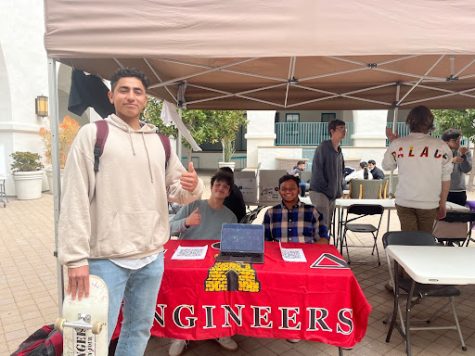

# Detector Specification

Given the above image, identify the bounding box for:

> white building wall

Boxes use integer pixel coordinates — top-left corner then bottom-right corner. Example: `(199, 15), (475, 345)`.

(244, 111), (276, 169)
(0, 0), (49, 194)
(250, 109), (389, 171)
(351, 110), (387, 147)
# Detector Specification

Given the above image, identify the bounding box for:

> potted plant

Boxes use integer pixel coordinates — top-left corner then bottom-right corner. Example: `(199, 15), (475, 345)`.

(39, 115), (80, 193)
(10, 151), (44, 199)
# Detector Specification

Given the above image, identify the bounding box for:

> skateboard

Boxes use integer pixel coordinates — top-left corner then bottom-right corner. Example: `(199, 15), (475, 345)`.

(55, 275), (109, 356)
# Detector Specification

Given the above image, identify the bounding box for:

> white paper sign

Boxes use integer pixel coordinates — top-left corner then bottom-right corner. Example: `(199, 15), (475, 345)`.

(171, 245), (208, 260)
(280, 245), (307, 262)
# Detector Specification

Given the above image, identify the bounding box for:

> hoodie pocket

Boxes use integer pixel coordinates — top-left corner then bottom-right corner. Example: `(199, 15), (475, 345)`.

(99, 211), (161, 256)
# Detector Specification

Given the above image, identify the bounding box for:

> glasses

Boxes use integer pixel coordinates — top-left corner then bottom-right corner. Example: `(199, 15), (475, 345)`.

(334, 126), (347, 131)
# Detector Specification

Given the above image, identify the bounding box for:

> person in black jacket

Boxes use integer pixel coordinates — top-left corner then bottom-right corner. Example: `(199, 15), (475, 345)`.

(368, 159), (385, 180)
(219, 167), (247, 222)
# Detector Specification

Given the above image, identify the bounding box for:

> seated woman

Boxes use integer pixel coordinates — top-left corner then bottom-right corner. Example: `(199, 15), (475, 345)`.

(344, 161), (373, 182)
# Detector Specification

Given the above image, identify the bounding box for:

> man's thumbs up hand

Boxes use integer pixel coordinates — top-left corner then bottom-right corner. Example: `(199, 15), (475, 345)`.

(180, 161), (199, 192)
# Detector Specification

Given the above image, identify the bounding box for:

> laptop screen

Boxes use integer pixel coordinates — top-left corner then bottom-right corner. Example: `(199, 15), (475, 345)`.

(220, 224), (264, 253)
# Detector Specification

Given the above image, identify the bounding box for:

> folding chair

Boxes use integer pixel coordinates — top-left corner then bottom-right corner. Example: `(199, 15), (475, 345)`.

(382, 231), (466, 354)
(340, 204), (384, 265)
(432, 210), (475, 246)
(347, 179), (363, 199)
(359, 179), (385, 199)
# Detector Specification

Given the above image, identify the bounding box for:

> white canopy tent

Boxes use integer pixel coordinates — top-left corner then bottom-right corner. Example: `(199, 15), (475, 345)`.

(45, 0), (475, 110)
(44, 0), (475, 303)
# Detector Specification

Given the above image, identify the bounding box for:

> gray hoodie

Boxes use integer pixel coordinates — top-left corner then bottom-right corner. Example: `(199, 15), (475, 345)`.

(310, 140), (345, 200)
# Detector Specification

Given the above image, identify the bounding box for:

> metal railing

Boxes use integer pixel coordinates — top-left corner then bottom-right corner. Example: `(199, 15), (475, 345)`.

(275, 122), (353, 146)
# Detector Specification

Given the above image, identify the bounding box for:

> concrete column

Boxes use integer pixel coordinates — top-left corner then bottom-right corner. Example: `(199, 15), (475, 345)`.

(351, 110), (387, 147)
(245, 111), (276, 169)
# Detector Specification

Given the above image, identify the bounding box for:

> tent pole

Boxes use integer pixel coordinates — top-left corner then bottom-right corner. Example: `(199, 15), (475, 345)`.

(388, 83), (401, 198)
(48, 58), (64, 312)
(177, 107), (183, 163)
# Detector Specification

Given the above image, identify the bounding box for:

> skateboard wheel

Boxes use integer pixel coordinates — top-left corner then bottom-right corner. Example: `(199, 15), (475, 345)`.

(55, 318), (65, 332)
(91, 322), (104, 334)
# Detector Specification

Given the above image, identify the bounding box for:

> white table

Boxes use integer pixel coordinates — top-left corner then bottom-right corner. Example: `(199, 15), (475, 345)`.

(385, 245), (475, 355)
(333, 199), (395, 247)
(386, 245), (475, 285)
(334, 200), (468, 247)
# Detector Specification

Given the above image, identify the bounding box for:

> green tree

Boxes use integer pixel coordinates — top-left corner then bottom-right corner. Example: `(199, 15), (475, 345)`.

(207, 110), (248, 162)
(143, 97), (247, 163)
(433, 109), (475, 189)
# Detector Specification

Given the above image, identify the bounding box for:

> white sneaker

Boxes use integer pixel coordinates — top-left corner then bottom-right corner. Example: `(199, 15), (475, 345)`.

(169, 339), (187, 356)
(216, 337), (238, 351)
(287, 339), (301, 343)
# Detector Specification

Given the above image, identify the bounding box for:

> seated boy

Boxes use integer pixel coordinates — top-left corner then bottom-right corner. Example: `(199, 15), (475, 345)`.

(168, 170), (238, 355)
(264, 174), (329, 244)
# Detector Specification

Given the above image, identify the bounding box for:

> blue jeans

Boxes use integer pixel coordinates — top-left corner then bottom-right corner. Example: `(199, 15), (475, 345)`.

(89, 253), (164, 356)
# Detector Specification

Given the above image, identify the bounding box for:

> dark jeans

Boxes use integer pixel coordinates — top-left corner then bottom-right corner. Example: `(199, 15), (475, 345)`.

(447, 191), (467, 207)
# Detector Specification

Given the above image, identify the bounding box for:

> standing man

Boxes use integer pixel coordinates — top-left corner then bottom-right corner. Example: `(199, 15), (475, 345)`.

(383, 105), (452, 232)
(367, 159), (385, 180)
(58, 68), (204, 356)
(442, 129), (472, 206)
(309, 119), (346, 228)
(264, 174), (329, 244)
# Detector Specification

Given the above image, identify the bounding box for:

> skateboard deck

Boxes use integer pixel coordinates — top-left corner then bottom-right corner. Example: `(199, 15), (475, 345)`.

(56, 275), (109, 356)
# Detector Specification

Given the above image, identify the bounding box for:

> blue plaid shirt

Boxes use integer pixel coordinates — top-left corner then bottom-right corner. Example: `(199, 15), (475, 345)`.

(263, 201), (329, 243)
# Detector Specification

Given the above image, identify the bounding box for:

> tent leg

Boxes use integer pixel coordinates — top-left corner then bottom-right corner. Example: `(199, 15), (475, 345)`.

(388, 83), (400, 197)
(48, 58), (64, 313)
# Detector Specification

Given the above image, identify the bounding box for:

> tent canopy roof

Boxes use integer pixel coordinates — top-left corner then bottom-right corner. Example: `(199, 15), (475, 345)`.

(44, 0), (475, 110)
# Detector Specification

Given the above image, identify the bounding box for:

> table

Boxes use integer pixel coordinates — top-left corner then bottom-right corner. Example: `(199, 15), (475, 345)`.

(114, 240), (371, 349)
(334, 200), (468, 248)
(334, 198), (395, 247)
(386, 245), (475, 285)
(385, 245), (475, 355)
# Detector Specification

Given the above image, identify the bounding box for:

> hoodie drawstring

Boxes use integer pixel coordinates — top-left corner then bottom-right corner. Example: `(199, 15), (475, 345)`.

(128, 127), (136, 156)
(142, 132), (154, 183)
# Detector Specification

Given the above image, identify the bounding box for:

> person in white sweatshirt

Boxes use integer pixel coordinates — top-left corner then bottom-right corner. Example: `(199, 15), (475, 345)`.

(383, 105), (452, 233)
(58, 68), (204, 356)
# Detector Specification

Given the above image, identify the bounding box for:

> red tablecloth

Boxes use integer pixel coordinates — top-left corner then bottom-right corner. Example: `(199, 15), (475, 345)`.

(114, 240), (371, 348)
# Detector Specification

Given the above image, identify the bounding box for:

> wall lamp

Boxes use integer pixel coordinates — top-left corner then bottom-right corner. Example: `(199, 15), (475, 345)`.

(35, 95), (49, 117)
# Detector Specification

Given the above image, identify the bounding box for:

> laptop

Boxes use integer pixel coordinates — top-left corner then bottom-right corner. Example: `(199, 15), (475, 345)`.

(216, 223), (265, 264)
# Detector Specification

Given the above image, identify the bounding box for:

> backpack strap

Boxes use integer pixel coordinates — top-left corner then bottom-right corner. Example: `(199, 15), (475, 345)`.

(158, 132), (171, 168)
(93, 120), (170, 172)
(94, 120), (109, 172)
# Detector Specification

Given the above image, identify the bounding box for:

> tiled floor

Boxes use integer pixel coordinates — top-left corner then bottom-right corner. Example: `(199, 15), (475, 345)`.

(1, 177), (475, 355)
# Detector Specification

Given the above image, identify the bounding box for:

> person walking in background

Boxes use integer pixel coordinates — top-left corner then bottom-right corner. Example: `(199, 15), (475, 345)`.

(442, 129), (472, 206)
(344, 161), (373, 182)
(367, 159), (385, 180)
(383, 105), (452, 232)
(58, 68), (204, 356)
(219, 166), (247, 222)
(288, 160), (309, 196)
(309, 119), (346, 227)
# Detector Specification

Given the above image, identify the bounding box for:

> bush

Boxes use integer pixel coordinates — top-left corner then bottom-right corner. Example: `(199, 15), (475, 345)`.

(39, 116), (80, 168)
(10, 152), (44, 172)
